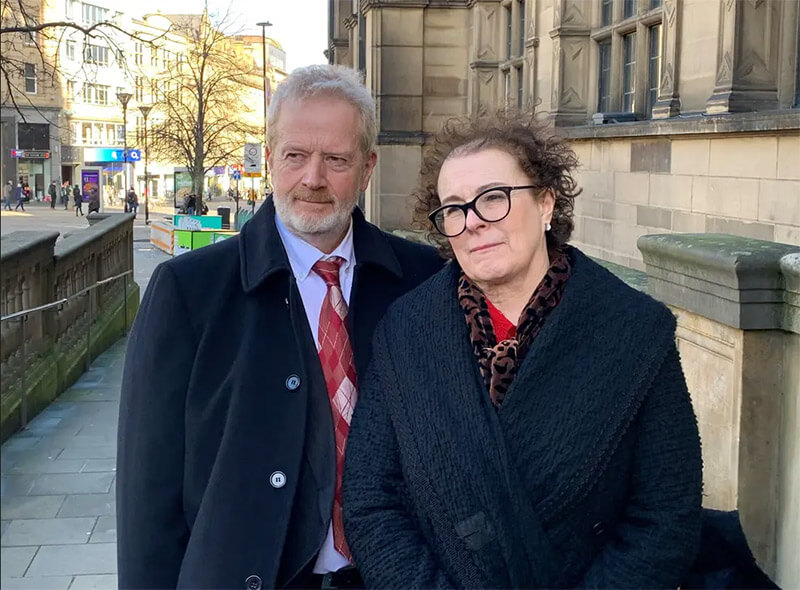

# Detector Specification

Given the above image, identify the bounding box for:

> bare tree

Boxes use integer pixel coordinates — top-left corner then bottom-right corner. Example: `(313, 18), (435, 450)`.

(1, 0), (168, 123)
(148, 10), (261, 214)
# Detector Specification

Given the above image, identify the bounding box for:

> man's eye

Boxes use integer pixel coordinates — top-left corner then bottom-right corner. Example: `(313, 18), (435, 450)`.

(286, 153), (303, 160)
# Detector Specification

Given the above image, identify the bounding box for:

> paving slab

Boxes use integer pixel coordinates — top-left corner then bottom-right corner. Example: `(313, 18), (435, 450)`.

(26, 542), (116, 576)
(0, 495), (66, 519)
(0, 546), (37, 577)
(0, 576), (73, 589)
(1, 517), (96, 546)
(88, 516), (116, 544)
(56, 493), (115, 518)
(70, 574), (118, 589)
(29, 472), (115, 496)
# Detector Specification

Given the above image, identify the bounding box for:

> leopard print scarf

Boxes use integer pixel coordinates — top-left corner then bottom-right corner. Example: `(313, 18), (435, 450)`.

(458, 247), (572, 408)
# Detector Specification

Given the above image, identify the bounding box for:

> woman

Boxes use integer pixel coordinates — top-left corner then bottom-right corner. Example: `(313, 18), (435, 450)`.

(343, 111), (703, 589)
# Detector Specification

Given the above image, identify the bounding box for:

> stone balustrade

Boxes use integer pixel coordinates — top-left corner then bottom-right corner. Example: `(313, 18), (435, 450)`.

(637, 234), (800, 589)
(0, 214), (140, 441)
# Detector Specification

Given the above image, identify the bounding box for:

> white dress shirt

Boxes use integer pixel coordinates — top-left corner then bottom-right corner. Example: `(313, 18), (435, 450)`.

(274, 214), (354, 574)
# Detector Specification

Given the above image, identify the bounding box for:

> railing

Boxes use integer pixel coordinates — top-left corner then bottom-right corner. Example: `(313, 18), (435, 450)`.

(0, 270), (133, 428)
(0, 213), (139, 440)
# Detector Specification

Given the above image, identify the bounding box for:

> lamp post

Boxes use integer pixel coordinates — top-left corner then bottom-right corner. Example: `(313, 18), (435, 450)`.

(138, 105), (153, 224)
(256, 20), (272, 196)
(116, 91), (132, 209)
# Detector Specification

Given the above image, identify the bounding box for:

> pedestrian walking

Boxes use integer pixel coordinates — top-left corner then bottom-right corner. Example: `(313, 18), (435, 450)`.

(61, 181), (70, 210)
(73, 184), (83, 216)
(126, 187), (138, 218)
(48, 180), (57, 209)
(3, 180), (12, 210)
(116, 63), (443, 590)
(14, 183), (26, 211)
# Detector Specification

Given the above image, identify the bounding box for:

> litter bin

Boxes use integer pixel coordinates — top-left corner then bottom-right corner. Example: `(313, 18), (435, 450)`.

(217, 206), (231, 229)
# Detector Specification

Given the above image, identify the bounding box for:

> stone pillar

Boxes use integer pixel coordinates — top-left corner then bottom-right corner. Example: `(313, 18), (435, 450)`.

(638, 233), (800, 586)
(705, 0), (781, 114)
(548, 0), (591, 126)
(468, 0), (503, 114)
(651, 0), (681, 119)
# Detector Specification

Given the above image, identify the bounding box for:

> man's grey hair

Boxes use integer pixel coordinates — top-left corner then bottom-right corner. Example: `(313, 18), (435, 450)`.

(268, 64), (377, 157)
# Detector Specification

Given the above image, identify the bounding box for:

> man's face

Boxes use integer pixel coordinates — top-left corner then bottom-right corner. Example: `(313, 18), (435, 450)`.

(268, 96), (376, 240)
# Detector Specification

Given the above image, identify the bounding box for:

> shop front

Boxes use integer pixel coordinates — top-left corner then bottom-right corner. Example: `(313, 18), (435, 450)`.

(12, 149), (52, 201)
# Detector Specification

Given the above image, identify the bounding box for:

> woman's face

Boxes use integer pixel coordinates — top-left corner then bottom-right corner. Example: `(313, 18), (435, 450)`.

(437, 148), (554, 288)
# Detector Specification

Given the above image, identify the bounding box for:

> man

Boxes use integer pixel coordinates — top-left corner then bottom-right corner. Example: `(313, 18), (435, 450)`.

(3, 180), (12, 210)
(73, 184), (83, 216)
(117, 64), (442, 590)
(126, 187), (138, 217)
(14, 183), (25, 211)
(48, 180), (57, 209)
(61, 181), (70, 210)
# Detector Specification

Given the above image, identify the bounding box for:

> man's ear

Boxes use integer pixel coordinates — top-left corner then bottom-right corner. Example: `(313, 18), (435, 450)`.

(360, 151), (378, 192)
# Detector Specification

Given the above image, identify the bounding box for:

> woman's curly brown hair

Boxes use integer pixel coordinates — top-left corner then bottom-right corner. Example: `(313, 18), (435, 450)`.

(412, 109), (582, 256)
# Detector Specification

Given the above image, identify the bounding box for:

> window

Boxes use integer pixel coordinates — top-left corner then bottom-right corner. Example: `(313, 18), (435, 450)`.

(66, 80), (75, 100)
(82, 83), (110, 104)
(622, 33), (636, 112)
(66, 40), (76, 60)
(623, 0), (636, 19)
(135, 76), (144, 102)
(84, 44), (109, 66)
(116, 49), (124, 64)
(82, 3), (107, 26)
(517, 66), (524, 107)
(18, 123), (49, 149)
(601, 0), (613, 27)
(594, 0), (662, 119)
(82, 122), (92, 143)
(505, 5), (513, 59)
(648, 24), (662, 112)
(598, 40), (611, 112)
(150, 47), (159, 68)
(24, 63), (36, 93)
(25, 19), (37, 45)
(134, 43), (143, 66)
(518, 0), (526, 56)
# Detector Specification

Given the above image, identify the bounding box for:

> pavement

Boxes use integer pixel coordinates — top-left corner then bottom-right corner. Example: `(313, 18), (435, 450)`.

(0, 202), (179, 588)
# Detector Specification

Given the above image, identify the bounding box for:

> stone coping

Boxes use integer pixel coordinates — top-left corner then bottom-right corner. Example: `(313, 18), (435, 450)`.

(0, 231), (60, 261)
(781, 253), (800, 334)
(55, 212), (135, 259)
(559, 110), (800, 140)
(638, 234), (800, 330)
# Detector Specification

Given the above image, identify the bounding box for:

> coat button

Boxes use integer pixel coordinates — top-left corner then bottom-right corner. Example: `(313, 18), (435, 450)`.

(285, 374), (301, 390)
(592, 521), (605, 536)
(270, 471), (286, 488)
(245, 574), (262, 590)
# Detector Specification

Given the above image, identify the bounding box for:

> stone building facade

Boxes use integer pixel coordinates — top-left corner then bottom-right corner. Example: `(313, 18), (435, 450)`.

(328, 0), (800, 268)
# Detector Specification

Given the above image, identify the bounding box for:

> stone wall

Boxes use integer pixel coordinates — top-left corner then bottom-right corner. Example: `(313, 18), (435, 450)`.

(0, 213), (140, 441)
(565, 117), (800, 270)
(638, 234), (800, 589)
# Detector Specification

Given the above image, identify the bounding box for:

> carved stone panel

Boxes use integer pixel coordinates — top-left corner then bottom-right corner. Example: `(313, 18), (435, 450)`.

(652, 0), (682, 119)
(706, 0), (781, 113)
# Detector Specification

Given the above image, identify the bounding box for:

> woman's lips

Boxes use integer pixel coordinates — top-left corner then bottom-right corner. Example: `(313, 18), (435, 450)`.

(470, 242), (502, 253)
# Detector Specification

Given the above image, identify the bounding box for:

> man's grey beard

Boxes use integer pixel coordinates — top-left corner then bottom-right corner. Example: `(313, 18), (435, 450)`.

(273, 191), (356, 236)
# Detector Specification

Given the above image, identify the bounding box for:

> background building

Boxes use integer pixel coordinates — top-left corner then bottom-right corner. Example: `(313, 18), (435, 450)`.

(1, 0), (63, 199)
(328, 0), (800, 267)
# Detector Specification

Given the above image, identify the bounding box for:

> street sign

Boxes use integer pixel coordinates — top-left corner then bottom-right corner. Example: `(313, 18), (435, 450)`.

(243, 171), (261, 178)
(127, 149), (141, 161)
(232, 170), (242, 180)
(243, 142), (262, 173)
(11, 149), (50, 158)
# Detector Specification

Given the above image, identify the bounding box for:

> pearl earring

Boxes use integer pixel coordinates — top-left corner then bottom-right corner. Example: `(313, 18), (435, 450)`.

(546, 222), (552, 231)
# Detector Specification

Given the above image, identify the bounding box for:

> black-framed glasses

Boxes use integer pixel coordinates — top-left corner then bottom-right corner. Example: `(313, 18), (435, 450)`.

(428, 185), (542, 238)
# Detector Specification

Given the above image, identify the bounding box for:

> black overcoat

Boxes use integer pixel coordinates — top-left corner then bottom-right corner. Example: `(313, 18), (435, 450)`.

(343, 246), (704, 588)
(116, 198), (442, 589)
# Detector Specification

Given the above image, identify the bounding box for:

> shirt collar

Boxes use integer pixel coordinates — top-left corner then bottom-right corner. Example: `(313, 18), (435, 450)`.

(274, 213), (355, 283)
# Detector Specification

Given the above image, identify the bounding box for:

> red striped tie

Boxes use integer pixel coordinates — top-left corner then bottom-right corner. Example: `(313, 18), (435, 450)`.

(312, 257), (356, 562)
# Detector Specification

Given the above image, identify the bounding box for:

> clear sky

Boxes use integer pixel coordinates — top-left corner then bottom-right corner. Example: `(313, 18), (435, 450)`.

(130, 0), (329, 71)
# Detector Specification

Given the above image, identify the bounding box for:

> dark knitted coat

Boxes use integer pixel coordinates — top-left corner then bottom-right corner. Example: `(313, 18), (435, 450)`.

(342, 246), (703, 589)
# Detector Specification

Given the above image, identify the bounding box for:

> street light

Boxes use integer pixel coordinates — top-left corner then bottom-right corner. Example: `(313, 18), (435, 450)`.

(138, 104), (153, 224)
(116, 91), (132, 209)
(256, 20), (272, 196)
